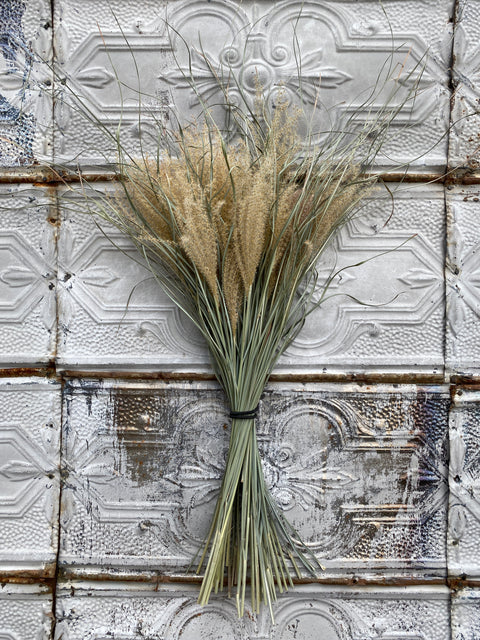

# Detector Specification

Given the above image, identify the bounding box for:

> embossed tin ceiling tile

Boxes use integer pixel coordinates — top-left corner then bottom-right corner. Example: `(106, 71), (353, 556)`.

(452, 588), (480, 640)
(449, 0), (480, 171)
(0, 583), (53, 640)
(448, 388), (480, 580)
(55, 186), (209, 370)
(56, 183), (445, 375)
(53, 0), (452, 171)
(0, 0), (53, 166)
(59, 380), (449, 580)
(446, 186), (480, 376)
(0, 378), (61, 578)
(54, 582), (451, 640)
(278, 184), (446, 375)
(0, 184), (57, 365)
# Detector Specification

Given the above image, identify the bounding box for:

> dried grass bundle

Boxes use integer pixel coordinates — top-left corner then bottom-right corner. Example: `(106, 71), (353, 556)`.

(96, 95), (385, 618)
(67, 37), (423, 619)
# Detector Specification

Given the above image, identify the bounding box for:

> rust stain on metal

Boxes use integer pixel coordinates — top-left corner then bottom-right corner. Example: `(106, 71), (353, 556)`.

(0, 366), (59, 379)
(59, 568), (163, 583)
(461, 171), (480, 184)
(370, 172), (447, 184)
(450, 375), (480, 389)
(446, 167), (480, 186)
(61, 369), (446, 385)
(56, 568), (447, 587)
(62, 369), (218, 382)
(0, 167), (116, 184)
(0, 574), (55, 588)
(3, 167), (480, 185)
(57, 564), (449, 587)
(0, 167), (54, 183)
(111, 388), (173, 483)
(269, 372), (445, 384)
(447, 576), (480, 590)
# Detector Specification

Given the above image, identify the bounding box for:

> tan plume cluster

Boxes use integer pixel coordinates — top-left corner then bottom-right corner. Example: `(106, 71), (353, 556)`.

(116, 114), (372, 335)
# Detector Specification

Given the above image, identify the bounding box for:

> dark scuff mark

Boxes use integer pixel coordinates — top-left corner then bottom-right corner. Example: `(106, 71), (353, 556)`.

(111, 388), (173, 485)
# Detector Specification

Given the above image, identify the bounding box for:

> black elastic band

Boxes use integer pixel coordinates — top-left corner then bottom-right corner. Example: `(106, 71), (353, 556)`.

(229, 406), (259, 420)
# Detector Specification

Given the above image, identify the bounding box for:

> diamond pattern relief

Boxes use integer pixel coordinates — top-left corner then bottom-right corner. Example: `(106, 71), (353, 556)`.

(56, 199), (206, 368)
(0, 185), (57, 365)
(446, 186), (480, 375)
(280, 185), (445, 373)
(56, 184), (445, 374)
(0, 379), (61, 577)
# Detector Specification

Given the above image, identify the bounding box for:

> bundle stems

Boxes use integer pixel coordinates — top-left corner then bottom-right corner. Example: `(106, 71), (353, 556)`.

(197, 415), (316, 618)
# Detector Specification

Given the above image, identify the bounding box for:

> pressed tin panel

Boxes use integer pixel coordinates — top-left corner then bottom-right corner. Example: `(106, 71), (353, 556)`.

(448, 388), (480, 580)
(449, 0), (480, 171)
(0, 184), (57, 366)
(279, 184), (446, 375)
(446, 186), (480, 376)
(0, 1), (474, 638)
(0, 378), (61, 577)
(53, 0), (452, 171)
(0, 584), (53, 640)
(54, 582), (451, 640)
(56, 183), (445, 374)
(0, 0), (53, 166)
(59, 380), (449, 580)
(451, 589), (480, 640)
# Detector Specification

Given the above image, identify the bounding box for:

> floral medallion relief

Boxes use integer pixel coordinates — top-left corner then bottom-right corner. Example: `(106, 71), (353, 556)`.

(61, 382), (448, 575)
(52, 0), (447, 167)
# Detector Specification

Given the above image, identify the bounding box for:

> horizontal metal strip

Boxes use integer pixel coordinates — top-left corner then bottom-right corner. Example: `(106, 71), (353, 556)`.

(1, 167), (480, 185)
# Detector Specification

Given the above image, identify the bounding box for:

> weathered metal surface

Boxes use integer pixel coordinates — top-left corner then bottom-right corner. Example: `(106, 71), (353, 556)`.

(52, 0), (452, 171)
(1, 1), (479, 639)
(449, 0), (480, 172)
(59, 380), (449, 580)
(0, 0), (53, 166)
(445, 186), (480, 376)
(0, 378), (61, 578)
(0, 184), (57, 366)
(54, 582), (451, 640)
(451, 588), (480, 640)
(448, 387), (480, 581)
(0, 582), (53, 639)
(56, 183), (446, 376)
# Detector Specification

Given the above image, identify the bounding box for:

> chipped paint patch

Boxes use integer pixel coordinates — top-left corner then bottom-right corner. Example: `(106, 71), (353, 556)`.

(0, 0), (36, 166)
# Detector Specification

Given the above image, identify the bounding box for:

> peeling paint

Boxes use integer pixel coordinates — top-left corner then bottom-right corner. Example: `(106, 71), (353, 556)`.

(0, 0), (36, 166)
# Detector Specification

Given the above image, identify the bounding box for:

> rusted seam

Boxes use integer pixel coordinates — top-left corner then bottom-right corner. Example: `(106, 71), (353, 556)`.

(56, 568), (448, 587)
(0, 367), (466, 385)
(0, 366), (59, 379)
(2, 168), (480, 185)
(57, 369), (447, 385)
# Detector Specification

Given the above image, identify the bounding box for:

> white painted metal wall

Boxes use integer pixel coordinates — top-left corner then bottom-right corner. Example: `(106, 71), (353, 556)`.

(1, 0), (480, 637)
